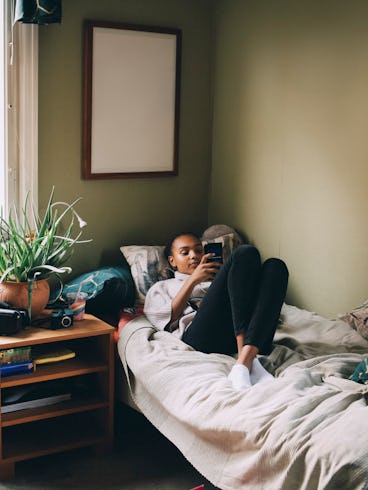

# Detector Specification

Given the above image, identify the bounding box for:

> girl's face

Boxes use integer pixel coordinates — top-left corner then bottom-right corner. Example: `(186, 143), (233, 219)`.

(168, 234), (204, 275)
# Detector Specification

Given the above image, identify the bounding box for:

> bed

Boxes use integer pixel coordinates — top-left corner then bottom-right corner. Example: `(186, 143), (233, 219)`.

(116, 303), (368, 490)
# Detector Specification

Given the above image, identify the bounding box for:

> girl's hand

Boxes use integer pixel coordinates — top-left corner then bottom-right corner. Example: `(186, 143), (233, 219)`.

(190, 254), (221, 284)
(170, 254), (221, 324)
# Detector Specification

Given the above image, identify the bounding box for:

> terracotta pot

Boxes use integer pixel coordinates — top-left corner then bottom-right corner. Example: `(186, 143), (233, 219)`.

(0, 280), (50, 318)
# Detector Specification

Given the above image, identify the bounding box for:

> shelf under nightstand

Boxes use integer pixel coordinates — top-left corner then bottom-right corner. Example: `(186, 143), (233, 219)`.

(0, 314), (115, 480)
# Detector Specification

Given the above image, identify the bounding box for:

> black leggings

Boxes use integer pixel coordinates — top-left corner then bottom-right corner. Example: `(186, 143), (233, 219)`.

(182, 245), (289, 356)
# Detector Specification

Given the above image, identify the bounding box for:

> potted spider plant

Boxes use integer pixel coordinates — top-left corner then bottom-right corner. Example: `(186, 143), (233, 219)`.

(0, 188), (90, 320)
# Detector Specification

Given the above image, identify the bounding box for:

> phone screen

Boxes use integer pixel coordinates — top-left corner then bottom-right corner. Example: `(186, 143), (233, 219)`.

(204, 242), (223, 263)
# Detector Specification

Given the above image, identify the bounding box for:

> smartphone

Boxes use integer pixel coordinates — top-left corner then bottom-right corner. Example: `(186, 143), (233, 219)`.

(204, 242), (223, 263)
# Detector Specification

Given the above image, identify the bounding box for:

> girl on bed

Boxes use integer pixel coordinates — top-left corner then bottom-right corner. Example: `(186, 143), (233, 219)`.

(143, 232), (289, 390)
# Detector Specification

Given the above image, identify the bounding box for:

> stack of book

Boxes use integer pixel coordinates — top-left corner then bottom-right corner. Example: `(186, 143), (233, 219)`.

(0, 345), (77, 413)
(0, 345), (76, 378)
(0, 347), (34, 377)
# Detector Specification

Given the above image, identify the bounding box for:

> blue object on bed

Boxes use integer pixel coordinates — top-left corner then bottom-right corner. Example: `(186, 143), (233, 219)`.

(50, 266), (135, 317)
(350, 357), (368, 384)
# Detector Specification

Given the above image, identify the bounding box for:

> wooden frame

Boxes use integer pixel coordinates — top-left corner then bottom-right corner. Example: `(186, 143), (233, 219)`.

(83, 20), (182, 179)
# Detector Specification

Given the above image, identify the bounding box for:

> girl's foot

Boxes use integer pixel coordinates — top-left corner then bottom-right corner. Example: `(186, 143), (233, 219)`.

(228, 364), (252, 390)
(250, 357), (274, 384)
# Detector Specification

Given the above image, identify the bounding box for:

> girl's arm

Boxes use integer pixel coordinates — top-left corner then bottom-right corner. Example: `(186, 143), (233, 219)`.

(170, 274), (198, 323)
(170, 257), (219, 323)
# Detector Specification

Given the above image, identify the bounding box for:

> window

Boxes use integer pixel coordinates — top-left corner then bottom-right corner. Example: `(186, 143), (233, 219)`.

(0, 1), (38, 214)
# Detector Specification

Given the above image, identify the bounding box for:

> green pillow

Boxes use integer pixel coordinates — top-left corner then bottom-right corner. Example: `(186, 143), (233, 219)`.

(51, 266), (135, 316)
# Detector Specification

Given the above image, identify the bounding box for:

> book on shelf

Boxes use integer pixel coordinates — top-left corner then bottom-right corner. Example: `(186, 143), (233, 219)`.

(0, 346), (32, 364)
(1, 393), (71, 413)
(0, 361), (34, 377)
(32, 345), (76, 365)
(1, 380), (72, 413)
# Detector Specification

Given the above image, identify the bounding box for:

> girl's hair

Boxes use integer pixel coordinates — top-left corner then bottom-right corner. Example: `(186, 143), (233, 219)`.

(163, 231), (201, 260)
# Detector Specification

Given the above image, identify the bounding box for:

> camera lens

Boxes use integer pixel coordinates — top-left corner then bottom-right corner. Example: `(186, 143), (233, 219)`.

(61, 315), (72, 328)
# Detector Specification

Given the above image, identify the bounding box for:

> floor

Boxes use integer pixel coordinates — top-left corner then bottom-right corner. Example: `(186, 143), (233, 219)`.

(0, 404), (219, 490)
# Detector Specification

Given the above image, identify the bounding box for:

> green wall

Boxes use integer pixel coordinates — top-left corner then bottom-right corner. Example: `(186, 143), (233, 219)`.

(40, 0), (368, 318)
(38, 0), (212, 275)
(210, 0), (368, 317)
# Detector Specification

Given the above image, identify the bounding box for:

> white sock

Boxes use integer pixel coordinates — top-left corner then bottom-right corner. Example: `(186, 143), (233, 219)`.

(228, 364), (252, 390)
(250, 358), (274, 385)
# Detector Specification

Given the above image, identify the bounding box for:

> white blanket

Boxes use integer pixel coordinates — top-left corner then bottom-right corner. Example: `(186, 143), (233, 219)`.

(118, 304), (368, 490)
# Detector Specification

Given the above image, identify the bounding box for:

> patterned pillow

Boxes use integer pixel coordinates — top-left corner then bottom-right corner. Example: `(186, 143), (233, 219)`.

(58, 266), (135, 315)
(201, 225), (244, 262)
(201, 233), (237, 262)
(120, 245), (169, 304)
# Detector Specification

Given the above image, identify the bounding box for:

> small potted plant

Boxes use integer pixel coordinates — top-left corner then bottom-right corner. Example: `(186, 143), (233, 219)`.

(0, 188), (90, 319)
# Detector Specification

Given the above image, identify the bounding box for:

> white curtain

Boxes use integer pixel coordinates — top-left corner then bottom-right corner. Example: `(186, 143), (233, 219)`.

(7, 14), (38, 213)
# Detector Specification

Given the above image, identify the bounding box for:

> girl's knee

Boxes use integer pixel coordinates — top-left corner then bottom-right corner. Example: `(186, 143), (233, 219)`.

(233, 244), (260, 263)
(264, 257), (289, 279)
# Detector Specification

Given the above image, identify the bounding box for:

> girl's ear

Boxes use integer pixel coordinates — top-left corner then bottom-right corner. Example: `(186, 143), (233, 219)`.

(168, 255), (177, 270)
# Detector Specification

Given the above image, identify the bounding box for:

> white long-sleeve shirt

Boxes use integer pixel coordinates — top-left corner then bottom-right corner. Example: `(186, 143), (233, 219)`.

(143, 271), (210, 339)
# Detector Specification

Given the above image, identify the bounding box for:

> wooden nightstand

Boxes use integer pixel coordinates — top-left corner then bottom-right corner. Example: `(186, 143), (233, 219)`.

(0, 314), (114, 480)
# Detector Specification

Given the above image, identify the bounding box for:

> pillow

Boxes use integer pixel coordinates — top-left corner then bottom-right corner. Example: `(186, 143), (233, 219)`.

(201, 233), (237, 262)
(120, 245), (169, 304)
(201, 224), (244, 262)
(339, 302), (368, 340)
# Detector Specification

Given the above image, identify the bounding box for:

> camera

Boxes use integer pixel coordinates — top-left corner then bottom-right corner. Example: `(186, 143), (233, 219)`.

(0, 306), (29, 335)
(50, 309), (74, 329)
(31, 308), (74, 330)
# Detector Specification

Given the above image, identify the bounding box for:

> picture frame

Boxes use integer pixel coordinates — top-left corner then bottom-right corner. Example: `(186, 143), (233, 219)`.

(82, 20), (182, 179)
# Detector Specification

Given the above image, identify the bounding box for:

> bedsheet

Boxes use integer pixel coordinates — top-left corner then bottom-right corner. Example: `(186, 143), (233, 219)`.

(117, 304), (368, 490)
